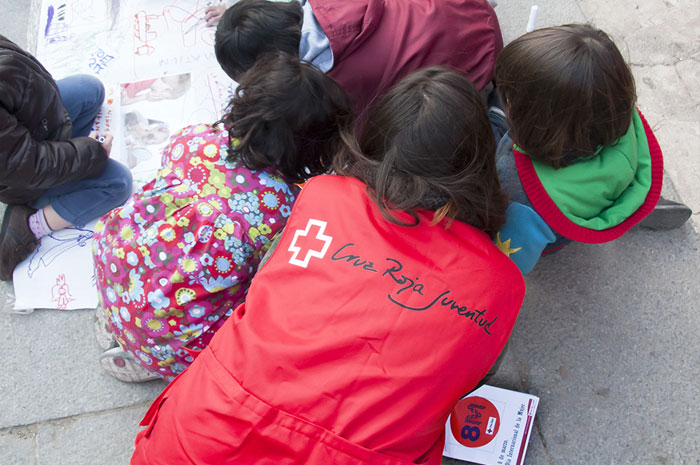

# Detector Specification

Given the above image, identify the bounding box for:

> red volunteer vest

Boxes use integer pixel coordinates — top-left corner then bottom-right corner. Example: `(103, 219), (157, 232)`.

(132, 175), (524, 465)
(310, 0), (503, 116)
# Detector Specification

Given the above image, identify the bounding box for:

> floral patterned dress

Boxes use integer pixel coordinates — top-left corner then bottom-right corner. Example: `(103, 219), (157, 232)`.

(93, 124), (298, 381)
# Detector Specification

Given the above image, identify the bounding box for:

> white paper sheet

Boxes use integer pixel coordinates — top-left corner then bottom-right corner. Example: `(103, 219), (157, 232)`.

(13, 220), (99, 310)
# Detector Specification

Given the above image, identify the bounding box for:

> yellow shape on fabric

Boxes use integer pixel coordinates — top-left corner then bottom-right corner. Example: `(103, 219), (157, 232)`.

(120, 225), (134, 241)
(171, 271), (184, 284)
(181, 258), (197, 273)
(495, 232), (522, 257)
(147, 319), (164, 331)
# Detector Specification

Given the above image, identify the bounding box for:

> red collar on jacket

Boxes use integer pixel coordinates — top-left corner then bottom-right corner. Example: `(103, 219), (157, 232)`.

(513, 109), (663, 243)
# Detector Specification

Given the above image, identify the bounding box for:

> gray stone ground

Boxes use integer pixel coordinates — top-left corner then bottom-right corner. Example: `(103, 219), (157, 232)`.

(1, 0), (698, 464)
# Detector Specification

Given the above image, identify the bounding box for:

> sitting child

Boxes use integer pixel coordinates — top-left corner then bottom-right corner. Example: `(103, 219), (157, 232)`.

(130, 67), (525, 464)
(0, 35), (132, 281)
(92, 52), (353, 382)
(494, 24), (691, 255)
(214, 0), (502, 117)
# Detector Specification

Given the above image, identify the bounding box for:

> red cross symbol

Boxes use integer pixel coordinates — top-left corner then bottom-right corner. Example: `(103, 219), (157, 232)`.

(288, 219), (333, 268)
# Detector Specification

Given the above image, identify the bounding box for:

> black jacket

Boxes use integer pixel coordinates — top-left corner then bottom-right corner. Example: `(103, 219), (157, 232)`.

(0, 35), (107, 204)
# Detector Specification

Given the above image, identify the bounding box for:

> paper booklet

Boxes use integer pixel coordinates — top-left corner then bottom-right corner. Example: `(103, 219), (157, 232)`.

(443, 385), (539, 465)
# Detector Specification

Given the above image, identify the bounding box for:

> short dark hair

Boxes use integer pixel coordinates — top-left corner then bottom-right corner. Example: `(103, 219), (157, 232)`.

(334, 67), (508, 238)
(221, 52), (354, 184)
(495, 24), (636, 168)
(215, 0), (303, 81)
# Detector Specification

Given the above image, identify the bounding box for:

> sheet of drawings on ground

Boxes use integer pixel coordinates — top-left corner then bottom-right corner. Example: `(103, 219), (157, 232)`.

(13, 220), (99, 310)
(11, 0), (236, 310)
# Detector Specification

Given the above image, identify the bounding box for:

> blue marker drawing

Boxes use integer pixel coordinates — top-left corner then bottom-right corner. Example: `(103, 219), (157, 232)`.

(27, 226), (94, 278)
(45, 5), (55, 37)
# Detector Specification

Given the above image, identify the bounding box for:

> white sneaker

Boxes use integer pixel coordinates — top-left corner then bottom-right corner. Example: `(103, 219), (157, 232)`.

(100, 347), (161, 383)
(94, 305), (117, 351)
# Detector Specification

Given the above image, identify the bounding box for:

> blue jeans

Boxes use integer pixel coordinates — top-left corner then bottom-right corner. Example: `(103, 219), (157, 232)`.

(29, 75), (133, 226)
(56, 75), (105, 137)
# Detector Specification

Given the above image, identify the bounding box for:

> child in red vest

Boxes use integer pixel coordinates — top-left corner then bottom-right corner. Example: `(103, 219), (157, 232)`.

(493, 24), (691, 256)
(131, 67), (525, 465)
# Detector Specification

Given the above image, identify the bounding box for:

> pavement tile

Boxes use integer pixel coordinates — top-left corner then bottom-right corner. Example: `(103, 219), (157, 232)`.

(35, 405), (149, 465)
(1, 1), (32, 49)
(675, 58), (700, 106)
(0, 308), (165, 429)
(495, 0), (585, 45)
(635, 64), (696, 125)
(578, 0), (700, 66)
(0, 426), (38, 465)
(510, 228), (700, 462)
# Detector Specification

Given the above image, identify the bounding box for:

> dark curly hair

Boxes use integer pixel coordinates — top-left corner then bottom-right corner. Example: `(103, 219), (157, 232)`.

(334, 66), (508, 238)
(495, 24), (636, 168)
(215, 0), (302, 81)
(220, 52), (354, 184)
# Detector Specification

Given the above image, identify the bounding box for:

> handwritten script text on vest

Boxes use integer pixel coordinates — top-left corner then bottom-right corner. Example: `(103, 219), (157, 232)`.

(330, 243), (497, 335)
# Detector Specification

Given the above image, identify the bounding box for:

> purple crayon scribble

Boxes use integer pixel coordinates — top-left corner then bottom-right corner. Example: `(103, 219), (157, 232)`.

(45, 5), (54, 37)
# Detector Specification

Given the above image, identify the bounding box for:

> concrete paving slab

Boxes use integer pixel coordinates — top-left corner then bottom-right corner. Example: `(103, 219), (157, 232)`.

(0, 426), (38, 465)
(1, 0), (32, 49)
(675, 58), (700, 106)
(0, 308), (165, 429)
(495, 0), (585, 45)
(510, 226), (700, 463)
(636, 64), (697, 122)
(577, 0), (700, 67)
(35, 405), (149, 465)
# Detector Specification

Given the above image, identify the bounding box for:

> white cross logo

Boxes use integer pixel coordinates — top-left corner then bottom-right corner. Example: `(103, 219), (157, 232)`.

(288, 219), (333, 268)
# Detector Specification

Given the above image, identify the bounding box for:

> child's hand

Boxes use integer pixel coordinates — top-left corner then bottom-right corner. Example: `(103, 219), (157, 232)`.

(205, 5), (226, 27)
(89, 131), (114, 157)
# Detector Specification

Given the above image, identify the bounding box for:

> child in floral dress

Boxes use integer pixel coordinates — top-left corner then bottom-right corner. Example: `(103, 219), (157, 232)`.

(93, 53), (353, 382)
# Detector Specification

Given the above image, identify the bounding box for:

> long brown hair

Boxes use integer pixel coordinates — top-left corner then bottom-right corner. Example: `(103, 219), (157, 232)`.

(495, 24), (636, 168)
(221, 52), (354, 184)
(334, 67), (508, 239)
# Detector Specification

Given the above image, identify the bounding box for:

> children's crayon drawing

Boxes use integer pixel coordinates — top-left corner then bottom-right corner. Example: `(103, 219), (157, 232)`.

(26, 226), (94, 279)
(13, 221), (99, 311)
(51, 274), (77, 310)
(12, 0), (236, 311)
